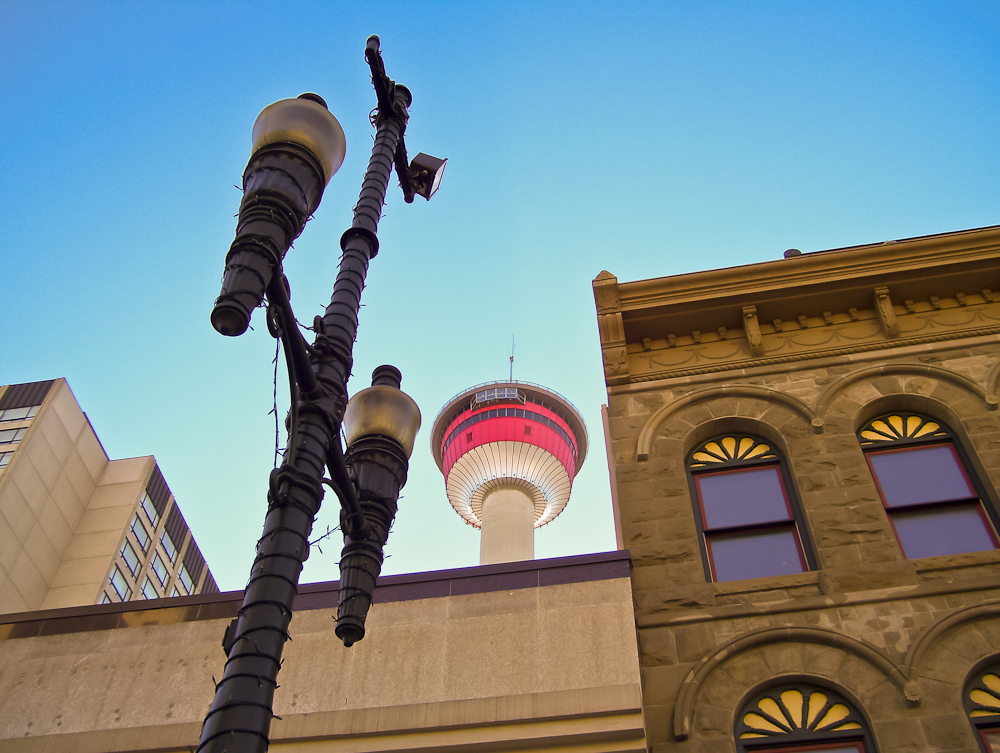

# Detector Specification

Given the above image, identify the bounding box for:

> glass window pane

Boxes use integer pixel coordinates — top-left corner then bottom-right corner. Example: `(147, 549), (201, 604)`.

(697, 466), (790, 529)
(109, 566), (131, 601)
(141, 578), (159, 600)
(869, 445), (974, 507)
(151, 553), (169, 586)
(120, 540), (141, 576)
(161, 531), (178, 563)
(758, 747), (862, 753)
(708, 526), (804, 581)
(141, 492), (160, 527)
(980, 728), (1000, 753)
(893, 503), (997, 558)
(131, 515), (150, 552)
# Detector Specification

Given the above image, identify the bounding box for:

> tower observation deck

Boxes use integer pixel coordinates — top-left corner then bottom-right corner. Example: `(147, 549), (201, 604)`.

(430, 382), (587, 564)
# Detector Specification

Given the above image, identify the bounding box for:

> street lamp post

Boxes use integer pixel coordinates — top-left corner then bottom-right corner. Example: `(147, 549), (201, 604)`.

(199, 36), (445, 753)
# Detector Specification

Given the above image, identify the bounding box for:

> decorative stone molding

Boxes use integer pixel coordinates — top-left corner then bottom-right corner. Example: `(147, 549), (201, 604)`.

(635, 386), (819, 461)
(874, 286), (899, 338)
(671, 626), (912, 741)
(903, 601), (1000, 685)
(743, 306), (764, 357)
(814, 362), (999, 423)
(626, 324), (1000, 383)
(593, 271), (630, 386)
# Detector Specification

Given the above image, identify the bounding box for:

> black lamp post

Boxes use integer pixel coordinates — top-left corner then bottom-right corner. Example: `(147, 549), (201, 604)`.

(198, 36), (445, 753)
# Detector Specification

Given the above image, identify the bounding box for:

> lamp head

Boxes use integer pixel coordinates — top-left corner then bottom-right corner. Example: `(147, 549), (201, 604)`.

(408, 153), (447, 200)
(251, 94), (347, 185)
(343, 366), (421, 457)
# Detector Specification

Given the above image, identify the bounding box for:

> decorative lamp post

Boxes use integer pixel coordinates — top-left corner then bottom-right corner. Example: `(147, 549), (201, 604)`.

(199, 36), (444, 753)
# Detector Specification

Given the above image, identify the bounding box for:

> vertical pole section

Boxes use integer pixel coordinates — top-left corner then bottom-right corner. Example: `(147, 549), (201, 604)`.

(197, 89), (412, 753)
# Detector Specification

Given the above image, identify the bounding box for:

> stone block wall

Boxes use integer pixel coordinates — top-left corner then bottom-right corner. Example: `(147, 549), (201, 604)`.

(596, 227), (1000, 753)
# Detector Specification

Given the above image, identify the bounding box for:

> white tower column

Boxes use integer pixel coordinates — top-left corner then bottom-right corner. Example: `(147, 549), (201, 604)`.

(479, 486), (535, 564)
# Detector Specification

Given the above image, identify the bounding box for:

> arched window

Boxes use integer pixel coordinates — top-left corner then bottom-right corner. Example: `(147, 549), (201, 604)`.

(736, 682), (875, 752)
(687, 434), (814, 582)
(966, 663), (1000, 752)
(858, 413), (998, 559)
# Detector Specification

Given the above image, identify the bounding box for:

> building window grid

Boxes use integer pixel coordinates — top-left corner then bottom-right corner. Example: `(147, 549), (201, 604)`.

(859, 413), (998, 560)
(0, 451), (13, 469)
(687, 435), (813, 583)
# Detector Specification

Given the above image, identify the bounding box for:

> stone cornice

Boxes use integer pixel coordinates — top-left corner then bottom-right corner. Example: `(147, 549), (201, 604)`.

(614, 225), (1000, 313)
(625, 299), (1000, 383)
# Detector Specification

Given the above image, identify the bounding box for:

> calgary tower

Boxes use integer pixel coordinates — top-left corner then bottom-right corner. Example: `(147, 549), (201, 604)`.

(430, 382), (587, 564)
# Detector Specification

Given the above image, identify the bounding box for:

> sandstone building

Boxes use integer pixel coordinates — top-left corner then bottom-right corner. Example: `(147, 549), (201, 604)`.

(0, 378), (217, 612)
(595, 224), (1000, 752)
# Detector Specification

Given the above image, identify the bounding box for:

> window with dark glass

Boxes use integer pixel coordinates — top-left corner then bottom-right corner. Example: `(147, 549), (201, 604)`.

(859, 413), (998, 559)
(688, 435), (812, 582)
(736, 683), (874, 753)
(151, 552), (169, 587)
(130, 514), (151, 552)
(965, 663), (1000, 752)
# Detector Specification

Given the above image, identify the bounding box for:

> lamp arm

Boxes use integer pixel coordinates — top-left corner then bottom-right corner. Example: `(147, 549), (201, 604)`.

(325, 436), (370, 539)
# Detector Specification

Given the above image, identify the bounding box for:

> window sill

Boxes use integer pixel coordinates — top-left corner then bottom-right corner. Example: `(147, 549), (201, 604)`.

(713, 569), (820, 597)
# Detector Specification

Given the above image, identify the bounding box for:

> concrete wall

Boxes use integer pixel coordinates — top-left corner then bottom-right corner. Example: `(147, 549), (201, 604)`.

(0, 555), (647, 753)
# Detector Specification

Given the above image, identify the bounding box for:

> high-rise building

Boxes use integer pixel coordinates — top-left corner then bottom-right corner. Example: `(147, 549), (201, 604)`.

(595, 225), (1000, 753)
(0, 378), (217, 613)
(430, 381), (588, 564)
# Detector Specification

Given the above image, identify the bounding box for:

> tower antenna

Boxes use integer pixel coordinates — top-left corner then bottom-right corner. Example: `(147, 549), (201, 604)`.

(509, 334), (515, 382)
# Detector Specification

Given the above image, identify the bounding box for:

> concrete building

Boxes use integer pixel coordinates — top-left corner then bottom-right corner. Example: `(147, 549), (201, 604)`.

(431, 381), (588, 564)
(0, 378), (217, 613)
(596, 225), (1000, 752)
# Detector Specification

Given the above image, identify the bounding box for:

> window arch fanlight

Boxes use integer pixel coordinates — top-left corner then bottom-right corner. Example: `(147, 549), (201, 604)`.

(736, 682), (875, 752)
(964, 662), (1000, 752)
(687, 434), (814, 583)
(858, 412), (998, 560)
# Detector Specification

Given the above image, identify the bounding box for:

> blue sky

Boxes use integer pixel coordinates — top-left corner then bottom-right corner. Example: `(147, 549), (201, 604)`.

(2, 1), (997, 589)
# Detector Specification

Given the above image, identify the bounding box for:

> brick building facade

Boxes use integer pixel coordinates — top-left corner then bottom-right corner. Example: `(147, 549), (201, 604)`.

(595, 225), (1000, 752)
